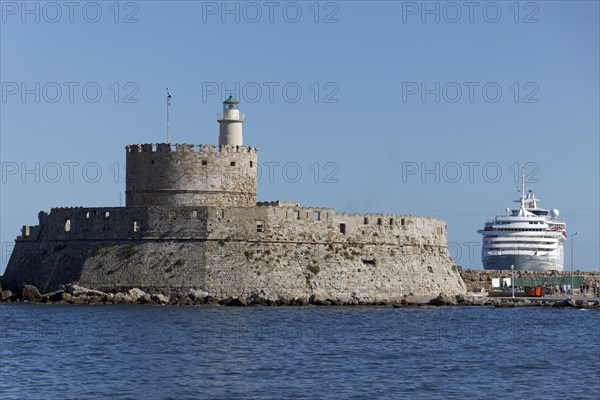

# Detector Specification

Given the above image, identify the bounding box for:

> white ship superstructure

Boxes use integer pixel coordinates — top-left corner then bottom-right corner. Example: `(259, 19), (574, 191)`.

(477, 173), (566, 271)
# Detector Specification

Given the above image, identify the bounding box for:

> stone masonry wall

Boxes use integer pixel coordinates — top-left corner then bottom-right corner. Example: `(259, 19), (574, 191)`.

(2, 204), (466, 300)
(459, 269), (600, 292)
(126, 144), (257, 208)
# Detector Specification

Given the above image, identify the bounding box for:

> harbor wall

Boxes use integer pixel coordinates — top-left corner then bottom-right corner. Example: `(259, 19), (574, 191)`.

(459, 269), (600, 292)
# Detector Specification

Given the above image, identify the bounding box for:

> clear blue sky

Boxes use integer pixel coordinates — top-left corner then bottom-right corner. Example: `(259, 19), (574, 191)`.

(1, 1), (598, 273)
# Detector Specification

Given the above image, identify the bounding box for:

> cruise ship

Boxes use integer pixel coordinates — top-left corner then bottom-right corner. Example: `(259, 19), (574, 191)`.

(478, 174), (567, 271)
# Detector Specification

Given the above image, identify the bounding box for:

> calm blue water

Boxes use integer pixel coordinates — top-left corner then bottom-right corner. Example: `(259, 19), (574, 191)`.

(1, 305), (598, 399)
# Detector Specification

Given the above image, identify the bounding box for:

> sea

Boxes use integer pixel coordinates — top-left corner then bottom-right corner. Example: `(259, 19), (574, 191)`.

(0, 304), (599, 400)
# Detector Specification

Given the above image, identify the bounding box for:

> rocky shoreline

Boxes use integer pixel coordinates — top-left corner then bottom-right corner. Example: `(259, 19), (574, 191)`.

(1, 284), (599, 309)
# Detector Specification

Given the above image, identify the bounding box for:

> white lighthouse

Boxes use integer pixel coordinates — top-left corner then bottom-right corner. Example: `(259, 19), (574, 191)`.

(217, 95), (245, 146)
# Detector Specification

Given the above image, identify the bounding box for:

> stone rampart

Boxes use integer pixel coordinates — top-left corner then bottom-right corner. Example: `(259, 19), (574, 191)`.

(2, 203), (465, 300)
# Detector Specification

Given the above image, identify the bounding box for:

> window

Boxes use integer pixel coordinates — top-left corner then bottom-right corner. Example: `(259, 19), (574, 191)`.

(314, 211), (321, 221)
(201, 160), (208, 166)
(133, 221), (140, 232)
(339, 223), (346, 234)
(86, 212), (91, 219)
(105, 212), (110, 218)
(377, 218), (382, 226)
(256, 220), (265, 232)
(64, 219), (71, 232)
(389, 218), (394, 226)
(364, 217), (369, 225)
(230, 161), (236, 166)
(151, 160), (155, 165)
(401, 218), (405, 226)
(23, 225), (30, 237)
(296, 211), (301, 220)
(250, 161), (253, 167)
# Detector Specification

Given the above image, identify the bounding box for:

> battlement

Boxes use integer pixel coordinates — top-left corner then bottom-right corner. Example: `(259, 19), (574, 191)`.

(126, 143), (257, 155)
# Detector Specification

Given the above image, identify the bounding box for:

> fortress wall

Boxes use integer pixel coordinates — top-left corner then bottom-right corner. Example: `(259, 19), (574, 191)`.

(200, 205), (463, 301)
(206, 205), (448, 247)
(2, 204), (465, 298)
(126, 144), (257, 208)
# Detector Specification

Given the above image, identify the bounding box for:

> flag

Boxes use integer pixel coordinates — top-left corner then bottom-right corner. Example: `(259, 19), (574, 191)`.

(167, 88), (172, 106)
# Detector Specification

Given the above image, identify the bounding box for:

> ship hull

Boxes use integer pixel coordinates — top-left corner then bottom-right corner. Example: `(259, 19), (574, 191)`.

(482, 254), (563, 272)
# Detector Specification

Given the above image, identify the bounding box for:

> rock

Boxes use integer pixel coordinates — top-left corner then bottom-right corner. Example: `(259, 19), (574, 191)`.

(113, 292), (133, 304)
(127, 288), (147, 302)
(138, 294), (153, 304)
(203, 295), (219, 305)
(566, 298), (577, 307)
(87, 295), (103, 305)
(220, 297), (246, 306)
(429, 293), (457, 306)
(151, 293), (170, 304)
(249, 293), (269, 305)
(1, 290), (13, 301)
(65, 284), (106, 297)
(20, 285), (42, 303)
(172, 294), (191, 306)
(188, 289), (208, 302)
(552, 300), (568, 307)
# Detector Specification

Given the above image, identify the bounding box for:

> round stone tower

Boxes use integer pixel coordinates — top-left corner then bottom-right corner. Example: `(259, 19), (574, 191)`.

(125, 99), (257, 208)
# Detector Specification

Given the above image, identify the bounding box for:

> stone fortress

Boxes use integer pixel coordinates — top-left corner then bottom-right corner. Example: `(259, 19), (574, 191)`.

(2, 97), (466, 304)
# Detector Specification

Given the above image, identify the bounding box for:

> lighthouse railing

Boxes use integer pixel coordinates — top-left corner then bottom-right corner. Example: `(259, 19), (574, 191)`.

(217, 112), (245, 121)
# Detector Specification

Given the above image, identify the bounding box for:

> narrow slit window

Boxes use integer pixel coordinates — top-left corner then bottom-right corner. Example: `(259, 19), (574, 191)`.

(250, 161), (253, 167)
(86, 212), (91, 219)
(64, 219), (71, 232)
(401, 219), (405, 226)
(314, 211), (320, 221)
(364, 217), (369, 225)
(389, 218), (394, 226)
(296, 211), (301, 220)
(377, 218), (382, 226)
(339, 223), (346, 234)
(133, 221), (140, 232)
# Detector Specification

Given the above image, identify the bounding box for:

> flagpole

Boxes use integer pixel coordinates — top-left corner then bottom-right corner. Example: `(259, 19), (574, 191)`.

(166, 87), (171, 143)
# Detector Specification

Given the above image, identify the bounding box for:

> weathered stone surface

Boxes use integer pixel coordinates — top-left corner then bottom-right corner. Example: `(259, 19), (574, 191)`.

(151, 293), (170, 304)
(1, 290), (13, 301)
(1, 204), (466, 303)
(113, 292), (133, 304)
(20, 285), (42, 303)
(127, 288), (146, 302)
(66, 284), (106, 297)
(43, 290), (66, 303)
(429, 293), (457, 306)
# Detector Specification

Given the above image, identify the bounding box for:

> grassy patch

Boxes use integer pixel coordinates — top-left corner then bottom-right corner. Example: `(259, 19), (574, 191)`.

(93, 244), (104, 256)
(308, 264), (320, 275)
